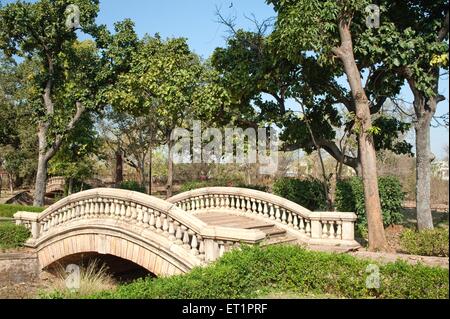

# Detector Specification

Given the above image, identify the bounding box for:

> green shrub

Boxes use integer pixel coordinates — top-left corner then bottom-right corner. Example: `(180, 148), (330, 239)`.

(400, 228), (449, 257)
(335, 176), (404, 227)
(0, 223), (31, 249)
(180, 180), (269, 193)
(81, 245), (448, 299)
(180, 179), (235, 192)
(0, 204), (44, 218)
(234, 182), (268, 192)
(272, 178), (327, 211)
(118, 181), (146, 193)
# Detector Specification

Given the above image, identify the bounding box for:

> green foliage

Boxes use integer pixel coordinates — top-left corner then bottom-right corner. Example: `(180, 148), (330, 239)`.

(180, 180), (268, 193)
(234, 182), (269, 192)
(0, 204), (44, 218)
(83, 245), (448, 299)
(335, 176), (404, 227)
(118, 181), (146, 194)
(0, 223), (30, 249)
(400, 228), (449, 257)
(272, 178), (327, 211)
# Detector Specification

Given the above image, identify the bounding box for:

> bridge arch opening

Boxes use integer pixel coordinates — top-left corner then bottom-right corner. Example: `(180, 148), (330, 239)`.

(44, 252), (156, 283)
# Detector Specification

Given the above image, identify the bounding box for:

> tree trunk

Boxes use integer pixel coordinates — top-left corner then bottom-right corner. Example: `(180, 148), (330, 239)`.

(34, 153), (48, 206)
(68, 178), (73, 195)
(415, 112), (434, 230)
(334, 20), (387, 251)
(148, 147), (152, 195)
(357, 118), (387, 250)
(115, 150), (123, 187)
(167, 137), (174, 198)
(8, 173), (13, 195)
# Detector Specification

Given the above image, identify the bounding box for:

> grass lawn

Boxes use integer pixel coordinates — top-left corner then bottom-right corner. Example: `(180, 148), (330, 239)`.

(0, 204), (44, 218)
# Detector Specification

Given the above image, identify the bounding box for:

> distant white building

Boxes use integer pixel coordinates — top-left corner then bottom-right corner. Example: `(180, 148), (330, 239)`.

(432, 161), (449, 181)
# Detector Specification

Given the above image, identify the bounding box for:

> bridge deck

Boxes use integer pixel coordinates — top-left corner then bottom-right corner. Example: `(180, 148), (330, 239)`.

(196, 212), (297, 246)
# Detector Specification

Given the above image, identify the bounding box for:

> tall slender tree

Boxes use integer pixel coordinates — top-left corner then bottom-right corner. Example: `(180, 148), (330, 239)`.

(360, 0), (449, 230)
(267, 0), (392, 250)
(0, 0), (105, 206)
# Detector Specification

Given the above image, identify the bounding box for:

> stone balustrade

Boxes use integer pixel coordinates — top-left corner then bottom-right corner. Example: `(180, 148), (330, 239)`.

(168, 187), (358, 246)
(46, 176), (66, 193)
(14, 188), (266, 264)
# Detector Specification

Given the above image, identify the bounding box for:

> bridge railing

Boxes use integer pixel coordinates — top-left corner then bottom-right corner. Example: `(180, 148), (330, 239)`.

(14, 188), (266, 263)
(168, 187), (358, 246)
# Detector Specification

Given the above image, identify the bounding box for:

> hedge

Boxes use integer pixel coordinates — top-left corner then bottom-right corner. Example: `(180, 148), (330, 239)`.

(0, 223), (31, 249)
(65, 245), (450, 299)
(335, 176), (404, 227)
(272, 178), (327, 211)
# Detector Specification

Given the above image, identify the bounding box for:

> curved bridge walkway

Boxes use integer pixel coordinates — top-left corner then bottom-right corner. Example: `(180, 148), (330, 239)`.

(14, 187), (358, 277)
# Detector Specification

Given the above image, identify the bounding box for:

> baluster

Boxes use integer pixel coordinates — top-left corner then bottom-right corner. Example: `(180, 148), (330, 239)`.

(155, 212), (162, 232)
(120, 201), (126, 219)
(74, 204), (80, 219)
(191, 233), (199, 255)
(257, 200), (263, 216)
(329, 221), (336, 239)
(148, 209), (155, 229)
(246, 197), (251, 213)
(168, 218), (175, 240)
(224, 195), (230, 208)
(251, 199), (257, 214)
(322, 223), (328, 239)
(125, 203), (132, 219)
(80, 201), (86, 217)
(219, 242), (225, 257)
(89, 199), (94, 218)
(220, 195), (225, 208)
(293, 215), (299, 230)
(99, 199), (105, 216)
(131, 203), (137, 221)
(230, 196), (235, 209)
(275, 206), (281, 222)
(305, 220), (311, 236)
(198, 237), (205, 260)
(94, 201), (100, 216)
(142, 207), (149, 228)
(182, 227), (190, 249)
(187, 200), (191, 211)
(287, 212), (293, 227)
(262, 202), (268, 218)
(336, 221), (342, 239)
(112, 200), (118, 218)
(162, 214), (169, 236)
(136, 205), (143, 225)
(281, 208), (287, 224)
(300, 217), (305, 234)
(175, 222), (183, 244)
(269, 204), (275, 220)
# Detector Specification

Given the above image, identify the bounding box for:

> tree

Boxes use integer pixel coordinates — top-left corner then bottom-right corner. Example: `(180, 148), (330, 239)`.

(48, 112), (100, 194)
(0, 0), (106, 206)
(0, 53), (38, 194)
(266, 0), (395, 250)
(0, 0), (105, 206)
(109, 35), (229, 198)
(98, 107), (160, 193)
(211, 29), (411, 176)
(359, 0), (449, 230)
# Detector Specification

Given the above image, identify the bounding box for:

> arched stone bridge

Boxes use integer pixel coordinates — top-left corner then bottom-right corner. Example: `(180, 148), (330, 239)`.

(46, 177), (66, 194)
(14, 187), (358, 277)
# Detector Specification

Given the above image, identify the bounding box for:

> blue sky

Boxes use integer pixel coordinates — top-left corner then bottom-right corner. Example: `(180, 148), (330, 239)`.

(3, 0), (449, 158)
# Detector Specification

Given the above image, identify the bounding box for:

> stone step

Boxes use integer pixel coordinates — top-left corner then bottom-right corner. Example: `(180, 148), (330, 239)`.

(259, 226), (287, 238)
(261, 236), (298, 247)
